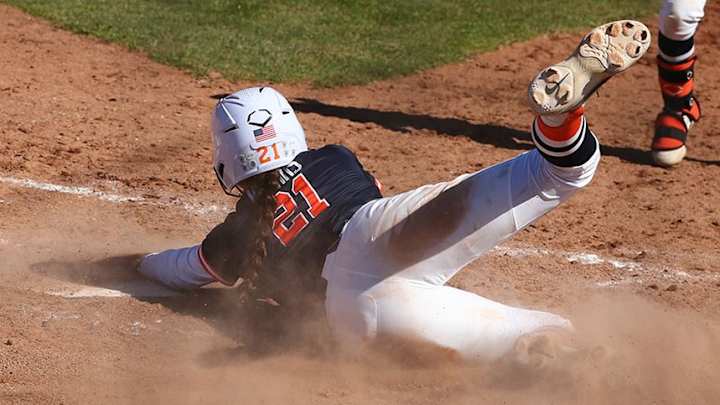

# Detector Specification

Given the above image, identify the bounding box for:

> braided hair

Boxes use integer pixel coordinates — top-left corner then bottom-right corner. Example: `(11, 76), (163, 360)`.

(239, 169), (281, 290)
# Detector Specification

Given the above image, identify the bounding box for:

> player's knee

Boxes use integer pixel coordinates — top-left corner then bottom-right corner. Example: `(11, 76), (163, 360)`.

(325, 285), (378, 347)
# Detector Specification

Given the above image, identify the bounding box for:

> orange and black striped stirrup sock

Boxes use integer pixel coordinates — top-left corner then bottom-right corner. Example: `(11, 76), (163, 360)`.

(532, 107), (597, 167)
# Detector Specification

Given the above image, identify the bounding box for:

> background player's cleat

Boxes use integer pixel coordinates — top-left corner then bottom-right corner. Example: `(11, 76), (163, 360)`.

(652, 146), (686, 168)
(651, 56), (701, 167)
(651, 98), (700, 167)
(529, 20), (651, 115)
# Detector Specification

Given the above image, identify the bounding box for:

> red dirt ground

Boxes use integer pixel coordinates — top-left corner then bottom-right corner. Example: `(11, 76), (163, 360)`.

(1, 4), (719, 404)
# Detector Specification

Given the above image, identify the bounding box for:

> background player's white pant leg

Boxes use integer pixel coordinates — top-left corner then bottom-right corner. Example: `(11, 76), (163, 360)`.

(660, 0), (706, 40)
(323, 146), (599, 360)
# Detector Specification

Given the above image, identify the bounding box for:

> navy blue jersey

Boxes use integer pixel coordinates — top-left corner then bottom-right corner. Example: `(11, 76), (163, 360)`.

(269, 145), (380, 251)
(201, 145), (381, 299)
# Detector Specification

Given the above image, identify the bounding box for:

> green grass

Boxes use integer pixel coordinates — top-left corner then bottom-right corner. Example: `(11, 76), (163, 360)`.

(4, 0), (660, 86)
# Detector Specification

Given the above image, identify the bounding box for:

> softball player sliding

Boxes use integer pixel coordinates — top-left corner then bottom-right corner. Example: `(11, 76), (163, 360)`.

(652, 0), (706, 166)
(138, 20), (650, 363)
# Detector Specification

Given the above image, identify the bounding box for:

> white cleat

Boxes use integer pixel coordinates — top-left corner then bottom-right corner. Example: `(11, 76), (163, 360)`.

(529, 20), (651, 115)
(510, 328), (580, 370)
(652, 146), (687, 167)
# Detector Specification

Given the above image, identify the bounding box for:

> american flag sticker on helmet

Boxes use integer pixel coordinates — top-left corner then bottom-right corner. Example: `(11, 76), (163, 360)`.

(253, 125), (276, 142)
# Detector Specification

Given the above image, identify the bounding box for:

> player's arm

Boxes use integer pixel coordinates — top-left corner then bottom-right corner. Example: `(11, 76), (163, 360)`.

(137, 196), (256, 289)
(137, 244), (216, 290)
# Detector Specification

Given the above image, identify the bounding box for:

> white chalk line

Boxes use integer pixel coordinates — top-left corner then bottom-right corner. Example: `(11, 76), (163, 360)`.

(1, 175), (717, 297)
(0, 176), (230, 216)
(45, 282), (181, 299)
(493, 246), (720, 288)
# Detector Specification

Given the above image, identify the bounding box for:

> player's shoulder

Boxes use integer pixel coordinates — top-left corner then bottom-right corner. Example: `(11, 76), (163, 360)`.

(314, 144), (356, 158)
(298, 144), (358, 163)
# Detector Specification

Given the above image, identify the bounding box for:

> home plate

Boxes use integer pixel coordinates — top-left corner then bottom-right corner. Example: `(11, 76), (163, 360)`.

(45, 281), (181, 298)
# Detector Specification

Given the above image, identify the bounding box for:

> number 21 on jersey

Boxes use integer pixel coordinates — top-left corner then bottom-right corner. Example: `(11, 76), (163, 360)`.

(272, 174), (330, 246)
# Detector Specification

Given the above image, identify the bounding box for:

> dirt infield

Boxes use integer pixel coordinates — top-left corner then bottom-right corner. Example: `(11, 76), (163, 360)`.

(1, 4), (719, 404)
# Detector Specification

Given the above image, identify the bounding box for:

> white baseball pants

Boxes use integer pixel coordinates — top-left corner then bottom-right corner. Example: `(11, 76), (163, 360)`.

(322, 146), (600, 362)
(660, 0), (706, 40)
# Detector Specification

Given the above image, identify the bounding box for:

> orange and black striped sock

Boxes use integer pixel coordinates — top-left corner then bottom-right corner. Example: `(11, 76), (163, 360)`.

(532, 107), (597, 167)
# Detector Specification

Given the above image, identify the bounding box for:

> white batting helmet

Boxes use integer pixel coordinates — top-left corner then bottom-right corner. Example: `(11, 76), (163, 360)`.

(211, 87), (308, 196)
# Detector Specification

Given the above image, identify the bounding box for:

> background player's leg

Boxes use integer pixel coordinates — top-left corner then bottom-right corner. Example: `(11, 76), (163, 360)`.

(652, 0), (706, 166)
(659, 0), (706, 45)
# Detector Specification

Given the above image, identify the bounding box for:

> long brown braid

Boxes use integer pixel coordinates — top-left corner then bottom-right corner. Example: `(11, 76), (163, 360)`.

(238, 169), (323, 350)
(239, 169), (281, 290)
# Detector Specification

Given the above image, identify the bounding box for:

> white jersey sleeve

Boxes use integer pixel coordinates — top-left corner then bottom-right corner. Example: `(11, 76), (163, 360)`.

(137, 245), (217, 290)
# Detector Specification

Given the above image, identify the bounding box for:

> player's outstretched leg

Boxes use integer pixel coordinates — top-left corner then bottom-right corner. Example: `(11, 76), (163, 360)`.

(509, 20), (652, 365)
(651, 0), (706, 167)
(509, 22), (649, 365)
